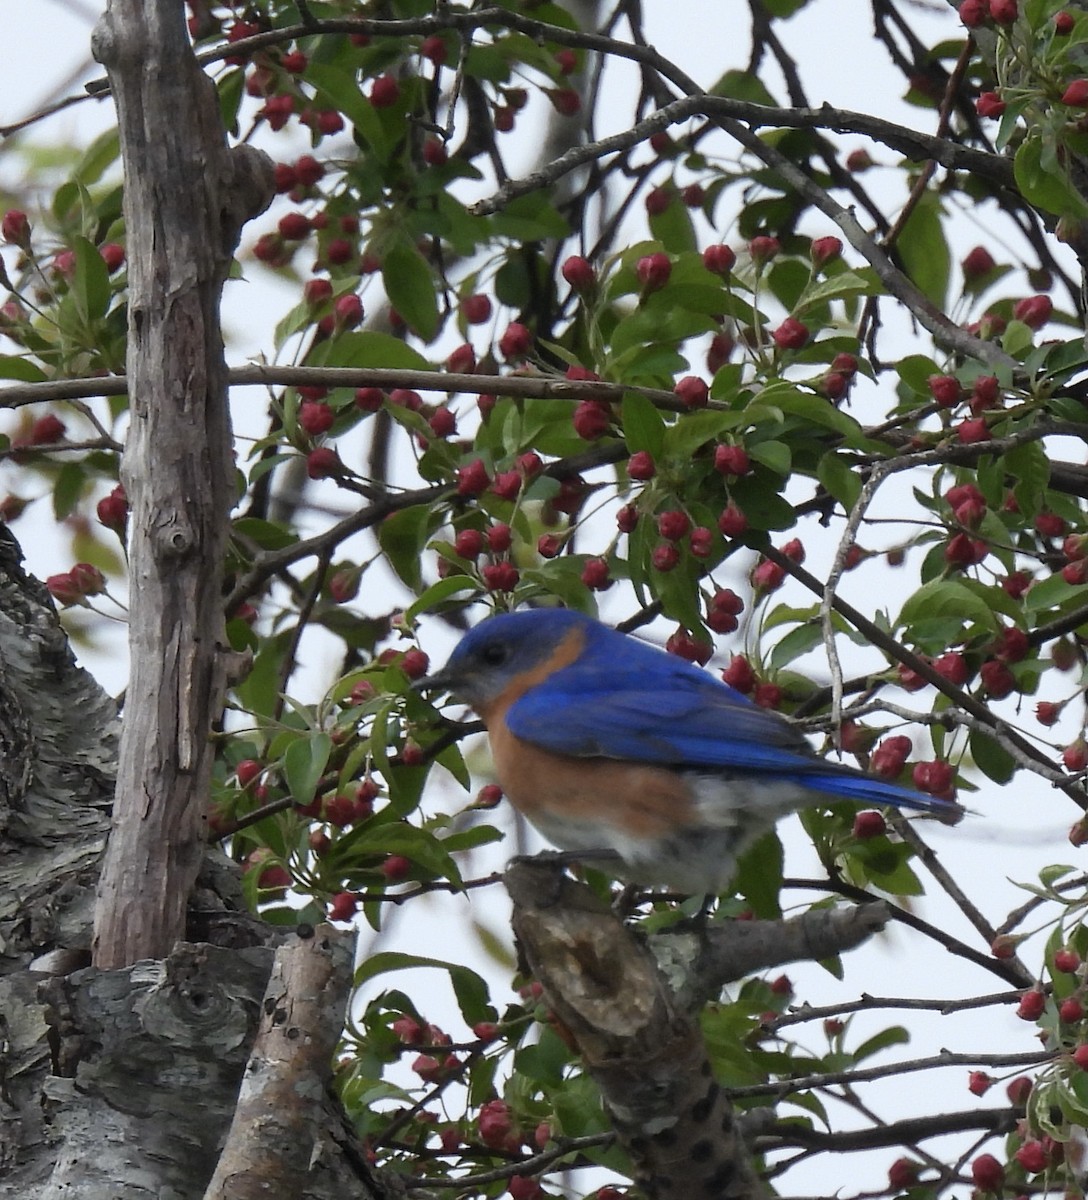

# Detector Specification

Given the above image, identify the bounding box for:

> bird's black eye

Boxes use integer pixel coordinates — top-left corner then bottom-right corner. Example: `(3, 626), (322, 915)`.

(480, 641), (509, 667)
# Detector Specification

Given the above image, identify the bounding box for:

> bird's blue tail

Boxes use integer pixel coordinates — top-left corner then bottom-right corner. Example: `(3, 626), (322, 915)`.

(800, 770), (963, 822)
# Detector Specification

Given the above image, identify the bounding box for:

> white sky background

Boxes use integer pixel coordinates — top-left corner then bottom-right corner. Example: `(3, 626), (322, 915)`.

(0, 0), (1085, 1194)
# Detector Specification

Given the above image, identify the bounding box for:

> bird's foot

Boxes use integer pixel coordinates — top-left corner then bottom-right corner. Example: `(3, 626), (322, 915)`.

(508, 848), (623, 874)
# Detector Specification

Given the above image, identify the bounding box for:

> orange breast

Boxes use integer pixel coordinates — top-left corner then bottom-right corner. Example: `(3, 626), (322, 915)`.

(487, 718), (697, 837)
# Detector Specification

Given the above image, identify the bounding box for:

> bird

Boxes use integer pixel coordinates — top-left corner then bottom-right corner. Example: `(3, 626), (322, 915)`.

(420, 608), (962, 894)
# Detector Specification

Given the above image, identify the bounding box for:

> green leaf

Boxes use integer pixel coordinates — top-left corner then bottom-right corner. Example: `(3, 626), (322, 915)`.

(852, 1025), (910, 1062)
(440, 824), (503, 854)
(0, 355), (47, 383)
(897, 193), (949, 309)
(649, 195), (697, 253)
(310, 329), (433, 372)
(307, 62), (389, 156)
(233, 637), (288, 719)
(490, 192), (569, 241)
(1014, 131), (1088, 218)
(853, 840), (924, 895)
(749, 439), (791, 476)
(729, 475), (796, 530)
(284, 732), (333, 805)
(1005, 440), (1050, 510)
(1023, 569), (1087, 614)
(353, 951), (492, 1025)
(378, 503), (440, 591)
(734, 832), (783, 917)
(355, 822), (463, 883)
(896, 354), (941, 396)
(761, 0), (809, 15)
(71, 235), (111, 323)
(817, 451), (862, 509)
(798, 270), (878, 310)
(1040, 864), (1078, 889)
(52, 462), (86, 521)
(708, 69), (777, 105)
(663, 408), (749, 458)
(232, 517), (298, 552)
(405, 576), (480, 623)
(970, 729), (1016, 785)
(621, 392), (667, 458)
(1002, 319), (1036, 358)
(609, 306), (718, 359)
(382, 241), (440, 342)
(762, 385), (866, 440)
(898, 578), (1000, 634)
(216, 67), (245, 135)
(769, 622), (825, 670)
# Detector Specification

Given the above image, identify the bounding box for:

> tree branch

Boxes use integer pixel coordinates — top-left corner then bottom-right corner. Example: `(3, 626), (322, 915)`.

(506, 858), (770, 1200)
(202, 925), (357, 1200)
(652, 903), (891, 1012)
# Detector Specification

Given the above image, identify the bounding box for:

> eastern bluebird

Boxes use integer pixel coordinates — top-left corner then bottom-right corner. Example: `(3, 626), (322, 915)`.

(422, 608), (961, 894)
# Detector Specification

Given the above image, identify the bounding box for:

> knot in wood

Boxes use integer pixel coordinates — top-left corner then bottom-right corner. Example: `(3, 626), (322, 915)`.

(156, 517), (195, 558)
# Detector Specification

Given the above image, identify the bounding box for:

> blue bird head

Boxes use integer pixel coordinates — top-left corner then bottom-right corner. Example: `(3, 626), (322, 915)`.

(418, 608), (594, 713)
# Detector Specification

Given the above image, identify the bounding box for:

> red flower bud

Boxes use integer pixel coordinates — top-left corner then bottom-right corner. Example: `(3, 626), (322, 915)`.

(714, 444), (751, 476)
(927, 374), (961, 407)
(561, 255), (596, 291)
(1013, 294), (1053, 328)
(498, 322), (532, 360)
(628, 450), (656, 479)
(1016, 988), (1046, 1020)
(702, 244), (736, 275)
(674, 375), (709, 408)
(975, 91), (1006, 118)
(970, 1153), (1005, 1192)
(635, 252), (671, 292)
(772, 317), (809, 350)
(748, 236), (780, 265)
(852, 810), (886, 839)
(717, 502), (748, 537)
(722, 655), (756, 693)
(810, 236), (842, 267)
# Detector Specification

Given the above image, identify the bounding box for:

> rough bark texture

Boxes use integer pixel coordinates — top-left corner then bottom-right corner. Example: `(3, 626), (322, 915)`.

(0, 526), (118, 1186)
(89, 0), (274, 968)
(507, 860), (772, 1200)
(36, 942), (274, 1199)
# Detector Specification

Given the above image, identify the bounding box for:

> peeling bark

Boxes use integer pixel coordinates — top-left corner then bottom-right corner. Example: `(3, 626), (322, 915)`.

(0, 526), (118, 1187)
(0, 530), (392, 1196)
(89, 0), (274, 968)
(203, 925), (376, 1200)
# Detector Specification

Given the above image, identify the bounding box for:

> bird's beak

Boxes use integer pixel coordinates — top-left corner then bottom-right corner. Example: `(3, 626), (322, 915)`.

(410, 667), (459, 695)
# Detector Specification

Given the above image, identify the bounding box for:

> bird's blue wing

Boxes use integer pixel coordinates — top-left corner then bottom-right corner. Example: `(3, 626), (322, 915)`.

(503, 638), (814, 771)
(507, 671), (812, 770)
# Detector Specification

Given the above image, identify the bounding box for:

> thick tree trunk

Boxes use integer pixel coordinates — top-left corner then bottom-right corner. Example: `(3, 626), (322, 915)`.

(89, 0), (274, 968)
(0, 530), (389, 1197)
